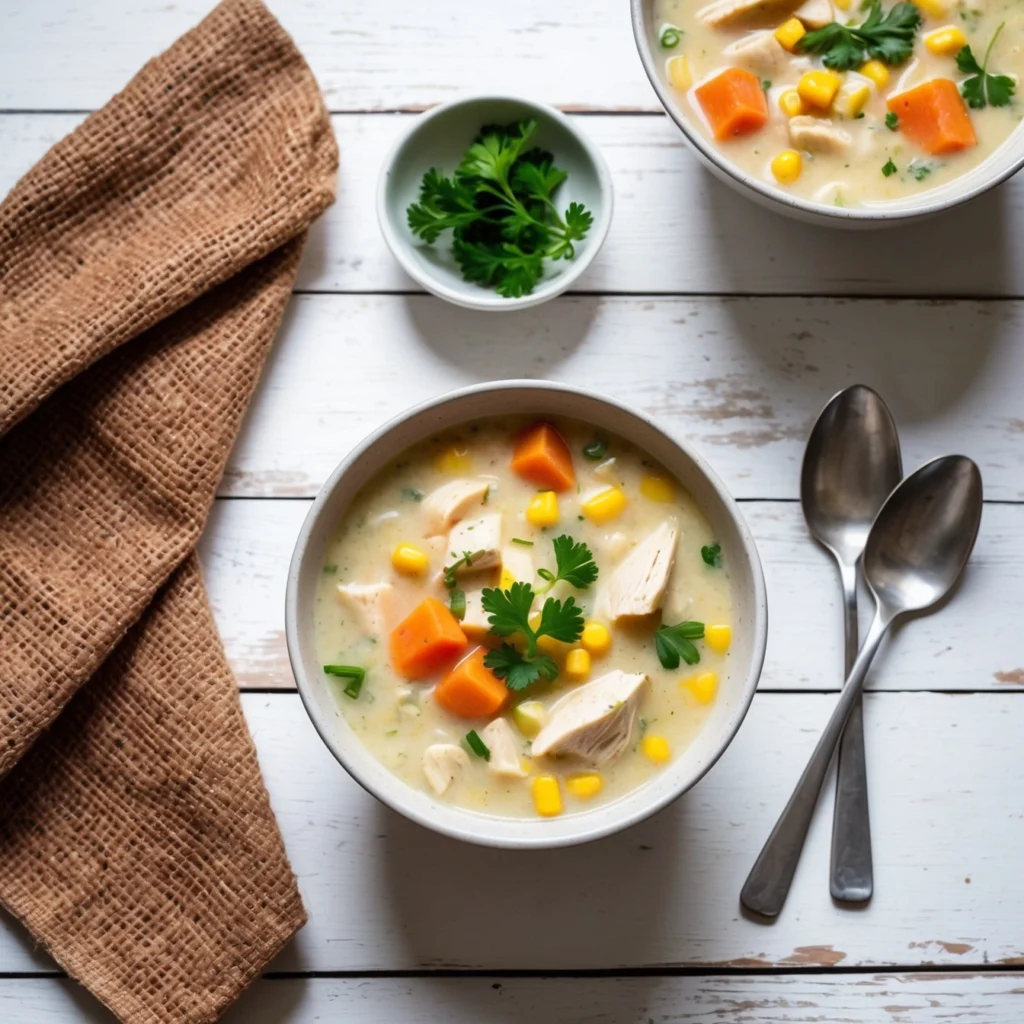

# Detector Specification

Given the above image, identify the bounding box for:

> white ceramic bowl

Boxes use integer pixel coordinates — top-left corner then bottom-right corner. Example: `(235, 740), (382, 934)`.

(377, 96), (613, 309)
(631, 0), (1024, 227)
(285, 381), (768, 849)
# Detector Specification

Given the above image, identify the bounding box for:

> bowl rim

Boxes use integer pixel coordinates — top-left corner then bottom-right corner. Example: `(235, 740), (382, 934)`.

(629, 0), (1024, 224)
(375, 94), (614, 310)
(284, 380), (769, 849)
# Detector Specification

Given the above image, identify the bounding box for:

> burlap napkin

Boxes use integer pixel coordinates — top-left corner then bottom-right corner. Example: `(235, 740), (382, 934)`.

(0, 1), (337, 1021)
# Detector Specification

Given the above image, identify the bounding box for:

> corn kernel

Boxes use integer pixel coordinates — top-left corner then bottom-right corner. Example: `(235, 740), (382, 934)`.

(499, 567), (516, 590)
(581, 621), (612, 657)
(833, 81), (871, 118)
(565, 648), (592, 682)
(581, 486), (628, 524)
(566, 772), (604, 800)
(667, 55), (692, 92)
(771, 150), (803, 185)
(434, 446), (471, 475)
(925, 25), (968, 55)
(526, 490), (560, 527)
(859, 60), (890, 89)
(914, 0), (950, 18)
(391, 543), (429, 576)
(774, 17), (806, 52)
(640, 474), (675, 503)
(797, 69), (842, 110)
(683, 671), (719, 705)
(641, 735), (671, 764)
(532, 775), (563, 816)
(705, 624), (732, 653)
(778, 89), (805, 117)
(513, 701), (547, 738)
(834, 0), (851, 8)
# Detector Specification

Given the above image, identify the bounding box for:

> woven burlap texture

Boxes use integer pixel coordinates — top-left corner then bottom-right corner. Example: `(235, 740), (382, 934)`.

(0, 0), (337, 1020)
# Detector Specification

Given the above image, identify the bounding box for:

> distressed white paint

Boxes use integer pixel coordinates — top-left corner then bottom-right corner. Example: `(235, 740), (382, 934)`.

(198, 498), (1024, 692)
(3, 692), (1023, 973)
(4, 114), (1024, 299)
(3, 973), (1024, 1023)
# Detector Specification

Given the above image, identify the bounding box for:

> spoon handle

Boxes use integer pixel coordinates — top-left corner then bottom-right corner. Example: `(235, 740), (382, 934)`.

(831, 562), (873, 903)
(740, 610), (889, 918)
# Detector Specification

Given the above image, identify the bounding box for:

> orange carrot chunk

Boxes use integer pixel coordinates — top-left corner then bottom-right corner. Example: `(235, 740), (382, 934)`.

(511, 422), (576, 492)
(887, 79), (976, 156)
(695, 68), (769, 141)
(434, 648), (509, 719)
(389, 597), (469, 680)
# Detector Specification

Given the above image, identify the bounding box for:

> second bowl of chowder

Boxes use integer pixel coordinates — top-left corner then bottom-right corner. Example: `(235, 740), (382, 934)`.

(286, 382), (767, 848)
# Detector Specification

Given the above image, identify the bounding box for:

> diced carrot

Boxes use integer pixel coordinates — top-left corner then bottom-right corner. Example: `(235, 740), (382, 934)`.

(887, 79), (976, 156)
(695, 68), (769, 141)
(434, 648), (509, 719)
(389, 597), (468, 680)
(511, 422), (575, 492)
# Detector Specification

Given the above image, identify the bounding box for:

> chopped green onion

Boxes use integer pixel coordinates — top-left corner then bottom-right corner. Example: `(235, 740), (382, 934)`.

(465, 730), (491, 761)
(659, 25), (681, 48)
(511, 537), (534, 546)
(701, 543), (722, 568)
(401, 487), (424, 502)
(449, 588), (467, 621)
(323, 664), (366, 699)
(582, 439), (607, 460)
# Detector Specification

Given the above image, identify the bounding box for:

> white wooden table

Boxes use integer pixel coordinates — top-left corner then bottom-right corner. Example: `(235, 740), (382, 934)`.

(4, 1), (1024, 1020)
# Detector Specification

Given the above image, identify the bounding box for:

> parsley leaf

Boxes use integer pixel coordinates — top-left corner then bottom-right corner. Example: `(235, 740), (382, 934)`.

(885, 111), (899, 131)
(654, 621), (705, 670)
(484, 644), (559, 691)
(958, 24), (1015, 110)
(537, 535), (599, 591)
(701, 543), (722, 568)
(882, 158), (898, 177)
(799, 1), (921, 70)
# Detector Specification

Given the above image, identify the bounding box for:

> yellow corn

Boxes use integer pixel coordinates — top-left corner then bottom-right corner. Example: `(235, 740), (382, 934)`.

(770, 150), (803, 185)
(566, 772), (604, 799)
(774, 17), (806, 52)
(513, 701), (547, 738)
(581, 486), (628, 524)
(499, 566), (517, 590)
(925, 25), (968, 55)
(834, 0), (851, 8)
(526, 490), (560, 527)
(532, 775), (563, 816)
(778, 89), (805, 117)
(797, 69), (842, 110)
(434, 446), (471, 475)
(565, 648), (592, 682)
(667, 55), (692, 92)
(391, 543), (429, 576)
(914, 0), (950, 17)
(833, 81), (871, 118)
(859, 60), (890, 89)
(705, 624), (732, 653)
(640, 474), (675, 503)
(641, 735), (671, 764)
(683, 671), (719, 705)
(581, 620), (612, 657)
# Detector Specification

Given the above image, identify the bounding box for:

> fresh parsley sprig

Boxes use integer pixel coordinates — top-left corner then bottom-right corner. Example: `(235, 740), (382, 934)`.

(654, 621), (705, 670)
(536, 535), (599, 592)
(958, 23), (1015, 110)
(798, 1), (921, 70)
(701, 543), (722, 568)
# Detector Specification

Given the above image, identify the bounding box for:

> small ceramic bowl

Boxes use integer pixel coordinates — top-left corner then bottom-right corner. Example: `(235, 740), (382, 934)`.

(377, 96), (613, 309)
(285, 381), (768, 849)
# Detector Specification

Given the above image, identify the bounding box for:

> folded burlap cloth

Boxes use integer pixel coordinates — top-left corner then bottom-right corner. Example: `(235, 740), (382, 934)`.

(0, 1), (337, 1020)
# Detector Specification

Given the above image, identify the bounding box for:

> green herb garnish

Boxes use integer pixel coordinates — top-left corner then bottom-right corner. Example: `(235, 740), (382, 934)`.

(443, 549), (486, 588)
(885, 110), (899, 131)
(761, 79), (772, 91)
(910, 162), (932, 181)
(582, 439), (607, 461)
(481, 582), (584, 690)
(701, 543), (722, 568)
(401, 487), (424, 502)
(958, 24), (1015, 109)
(322, 563), (338, 575)
(511, 537), (534, 546)
(659, 25), (681, 48)
(465, 730), (491, 760)
(449, 588), (467, 620)
(799, 1), (921, 70)
(323, 664), (366, 699)
(536, 535), (599, 592)
(882, 158), (898, 177)
(406, 119), (594, 298)
(654, 622), (705, 670)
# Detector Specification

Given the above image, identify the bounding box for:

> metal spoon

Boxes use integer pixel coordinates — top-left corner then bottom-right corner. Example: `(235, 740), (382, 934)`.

(801, 386), (902, 904)
(741, 455), (983, 918)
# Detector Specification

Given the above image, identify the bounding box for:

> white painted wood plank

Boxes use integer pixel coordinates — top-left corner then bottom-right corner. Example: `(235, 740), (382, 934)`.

(218, 294), (1024, 500)
(5, 113), (1024, 299)
(198, 498), (1024, 693)
(0, 0), (655, 113)
(3, 972), (1024, 1023)
(3, 691), (1023, 972)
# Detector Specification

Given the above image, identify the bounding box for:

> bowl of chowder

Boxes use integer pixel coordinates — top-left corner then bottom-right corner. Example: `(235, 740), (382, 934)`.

(286, 382), (767, 848)
(632, 0), (1024, 224)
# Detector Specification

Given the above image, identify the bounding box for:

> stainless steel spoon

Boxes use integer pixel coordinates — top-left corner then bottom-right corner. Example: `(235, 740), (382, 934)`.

(801, 386), (902, 904)
(741, 455), (983, 918)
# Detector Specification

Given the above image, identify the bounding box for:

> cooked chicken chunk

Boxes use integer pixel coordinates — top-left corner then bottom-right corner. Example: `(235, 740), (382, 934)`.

(335, 582), (396, 636)
(482, 719), (527, 777)
(422, 478), (491, 535)
(447, 513), (503, 574)
(698, 0), (802, 29)
(532, 670), (648, 764)
(423, 744), (470, 796)
(500, 544), (535, 585)
(600, 520), (679, 620)
(788, 116), (852, 156)
(794, 0), (834, 29)
(460, 581), (492, 639)
(723, 31), (786, 75)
